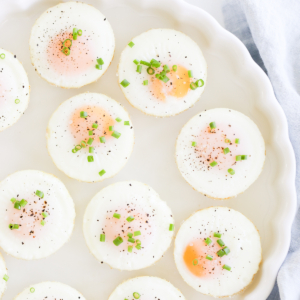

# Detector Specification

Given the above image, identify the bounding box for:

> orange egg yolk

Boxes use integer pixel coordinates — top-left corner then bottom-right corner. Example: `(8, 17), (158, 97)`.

(102, 207), (154, 252)
(47, 31), (95, 76)
(195, 123), (248, 170)
(70, 105), (115, 145)
(183, 238), (223, 277)
(150, 65), (191, 101)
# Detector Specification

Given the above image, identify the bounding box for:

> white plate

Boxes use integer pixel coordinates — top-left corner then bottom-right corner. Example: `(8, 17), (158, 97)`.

(0, 0), (296, 299)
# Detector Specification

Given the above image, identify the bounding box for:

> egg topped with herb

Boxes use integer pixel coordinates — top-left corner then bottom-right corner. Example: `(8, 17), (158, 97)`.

(47, 93), (134, 182)
(29, 1), (115, 88)
(0, 253), (7, 297)
(83, 181), (174, 270)
(118, 29), (207, 117)
(174, 207), (262, 298)
(176, 108), (265, 199)
(0, 170), (75, 260)
(0, 48), (30, 132)
(108, 276), (186, 300)
(15, 282), (86, 300)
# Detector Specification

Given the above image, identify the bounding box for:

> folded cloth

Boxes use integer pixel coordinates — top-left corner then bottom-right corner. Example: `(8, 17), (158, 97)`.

(222, 0), (300, 299)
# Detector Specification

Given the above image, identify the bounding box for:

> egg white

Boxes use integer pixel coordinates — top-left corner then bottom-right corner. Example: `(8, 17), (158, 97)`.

(176, 108), (265, 199)
(29, 2), (115, 88)
(0, 48), (30, 132)
(14, 281), (86, 300)
(47, 93), (134, 182)
(0, 253), (7, 298)
(83, 181), (174, 270)
(108, 276), (186, 300)
(174, 206), (262, 298)
(0, 170), (75, 260)
(118, 29), (207, 117)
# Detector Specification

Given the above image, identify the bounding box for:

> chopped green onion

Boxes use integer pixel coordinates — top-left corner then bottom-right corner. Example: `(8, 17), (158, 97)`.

(134, 231), (141, 236)
(89, 147), (94, 153)
(62, 47), (70, 56)
(87, 155), (94, 162)
(161, 75), (170, 83)
(217, 249), (225, 257)
(15, 99), (20, 104)
(172, 65), (177, 71)
(143, 80), (148, 85)
(3, 275), (8, 281)
(20, 199), (27, 207)
(126, 216), (134, 222)
(36, 190), (44, 198)
(115, 117), (122, 122)
(87, 138), (94, 145)
(30, 287), (35, 293)
(42, 212), (48, 218)
(109, 126), (114, 131)
(191, 141), (197, 147)
(95, 64), (102, 70)
(124, 121), (130, 126)
(100, 136), (106, 143)
(210, 161), (218, 167)
(112, 131), (121, 139)
(236, 155), (242, 161)
(223, 264), (231, 271)
(136, 65), (142, 73)
(190, 82), (197, 90)
(8, 224), (14, 230)
(133, 59), (139, 65)
(127, 232), (133, 238)
(14, 202), (21, 210)
(128, 246), (133, 253)
(205, 237), (212, 245)
(0, 53), (5, 59)
(136, 239), (141, 245)
(163, 65), (170, 73)
(223, 147), (230, 155)
(78, 29), (82, 36)
(196, 79), (204, 87)
(228, 168), (235, 175)
(128, 237), (135, 243)
(133, 292), (140, 299)
(75, 145), (82, 151)
(41, 220), (46, 226)
(150, 59), (161, 68)
(188, 70), (193, 78)
(206, 255), (213, 260)
(89, 130), (93, 136)
(192, 258), (198, 266)
(235, 138), (240, 144)
(81, 141), (87, 148)
(214, 232), (221, 238)
(120, 79), (130, 87)
(73, 28), (78, 34)
(135, 244), (142, 250)
(97, 58), (104, 65)
(113, 213), (121, 219)
(217, 239), (225, 247)
(73, 32), (78, 40)
(209, 122), (216, 129)
(100, 234), (105, 242)
(225, 139), (231, 144)
(140, 60), (151, 67)
(128, 41), (135, 48)
(99, 169), (106, 176)
(72, 149), (77, 153)
(13, 224), (19, 229)
(223, 246), (230, 255)
(63, 39), (72, 48)
(113, 237), (123, 246)
(169, 224), (174, 231)
(10, 198), (16, 204)
(147, 67), (155, 75)
(241, 155), (248, 160)
(80, 111), (88, 118)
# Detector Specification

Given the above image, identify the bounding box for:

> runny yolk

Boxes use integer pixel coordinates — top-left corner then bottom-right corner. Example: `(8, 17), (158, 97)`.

(46, 31), (95, 77)
(183, 239), (223, 278)
(195, 123), (249, 170)
(70, 106), (115, 145)
(150, 65), (191, 101)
